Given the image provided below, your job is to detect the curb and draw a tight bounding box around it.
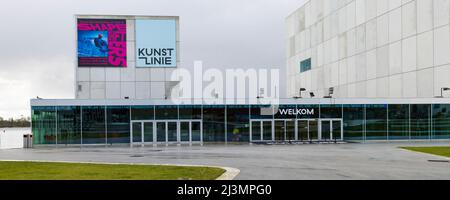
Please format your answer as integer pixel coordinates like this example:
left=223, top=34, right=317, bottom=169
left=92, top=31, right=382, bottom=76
left=398, top=148, right=450, bottom=161
left=0, top=159, right=240, bottom=180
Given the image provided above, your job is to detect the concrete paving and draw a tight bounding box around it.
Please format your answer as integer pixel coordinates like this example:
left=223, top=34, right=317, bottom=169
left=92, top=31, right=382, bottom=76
left=0, top=141, right=449, bottom=180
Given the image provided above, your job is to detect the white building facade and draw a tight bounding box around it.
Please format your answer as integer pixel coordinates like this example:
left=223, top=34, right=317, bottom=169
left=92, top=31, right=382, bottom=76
left=287, top=0, right=450, bottom=98
left=76, top=15, right=180, bottom=100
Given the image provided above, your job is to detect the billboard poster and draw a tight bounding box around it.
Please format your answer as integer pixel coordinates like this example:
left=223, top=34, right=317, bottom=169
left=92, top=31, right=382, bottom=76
left=77, top=19, right=127, bottom=67
left=136, top=19, right=177, bottom=67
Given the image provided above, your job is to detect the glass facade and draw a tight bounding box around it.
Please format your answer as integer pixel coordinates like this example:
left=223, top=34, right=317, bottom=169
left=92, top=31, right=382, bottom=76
left=31, top=103, right=450, bottom=145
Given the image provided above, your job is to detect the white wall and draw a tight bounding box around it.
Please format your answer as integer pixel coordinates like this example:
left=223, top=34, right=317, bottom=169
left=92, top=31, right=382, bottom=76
left=287, top=0, right=450, bottom=98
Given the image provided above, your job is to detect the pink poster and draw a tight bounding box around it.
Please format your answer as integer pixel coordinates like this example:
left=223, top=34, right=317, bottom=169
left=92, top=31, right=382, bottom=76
left=77, top=19, right=127, bottom=67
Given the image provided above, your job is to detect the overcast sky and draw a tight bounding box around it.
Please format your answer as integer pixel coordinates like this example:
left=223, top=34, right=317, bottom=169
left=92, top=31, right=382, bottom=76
left=0, top=0, right=304, bottom=119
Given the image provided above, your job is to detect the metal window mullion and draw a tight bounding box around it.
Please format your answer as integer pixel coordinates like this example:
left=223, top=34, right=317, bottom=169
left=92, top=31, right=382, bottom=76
left=105, top=106, right=107, bottom=145
left=81, top=106, right=83, bottom=146
left=55, top=106, right=58, bottom=146
left=387, top=104, right=389, bottom=141
left=225, top=105, right=227, bottom=143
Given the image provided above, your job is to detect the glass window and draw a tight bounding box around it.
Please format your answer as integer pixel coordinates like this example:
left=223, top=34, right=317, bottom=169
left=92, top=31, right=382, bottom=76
left=179, top=105, right=202, bottom=119
left=107, top=106, right=130, bottom=144
left=343, top=104, right=364, bottom=140
left=32, top=106, right=57, bottom=145
left=432, top=104, right=450, bottom=139
left=131, top=106, right=154, bottom=120
left=320, top=104, right=342, bottom=119
left=365, top=104, right=388, bottom=140
left=388, top=104, right=409, bottom=140
left=155, top=105, right=178, bottom=120
left=300, top=58, right=311, bottom=73
left=82, top=106, right=106, bottom=144
left=57, top=106, right=81, bottom=145
left=226, top=105, right=250, bottom=142
left=411, top=104, right=431, bottom=139
left=203, top=105, right=225, bottom=142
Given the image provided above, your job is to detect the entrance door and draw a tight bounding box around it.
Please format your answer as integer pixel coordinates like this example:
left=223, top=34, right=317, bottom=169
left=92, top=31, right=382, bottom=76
left=297, top=120, right=309, bottom=141
left=131, top=121, right=155, bottom=146
left=274, top=121, right=285, bottom=141
left=167, top=122, right=177, bottom=143
left=132, top=120, right=202, bottom=145
left=156, top=122, right=167, bottom=143
left=250, top=120, right=274, bottom=142
left=319, top=119, right=343, bottom=141
left=132, top=122, right=143, bottom=144
left=286, top=120, right=295, bottom=141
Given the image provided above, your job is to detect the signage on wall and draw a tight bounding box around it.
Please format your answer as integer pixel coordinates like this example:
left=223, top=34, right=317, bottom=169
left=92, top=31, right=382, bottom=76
left=77, top=19, right=127, bottom=67
left=136, top=19, right=177, bottom=67
left=277, top=108, right=314, bottom=116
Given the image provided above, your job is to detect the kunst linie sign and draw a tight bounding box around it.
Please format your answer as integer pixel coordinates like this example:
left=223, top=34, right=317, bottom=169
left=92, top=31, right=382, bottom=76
left=136, top=19, right=177, bottom=67
left=277, top=108, right=314, bottom=116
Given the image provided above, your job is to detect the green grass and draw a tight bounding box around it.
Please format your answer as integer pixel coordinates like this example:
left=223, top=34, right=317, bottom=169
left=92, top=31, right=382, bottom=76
left=400, top=146, right=450, bottom=158
left=0, top=161, right=225, bottom=180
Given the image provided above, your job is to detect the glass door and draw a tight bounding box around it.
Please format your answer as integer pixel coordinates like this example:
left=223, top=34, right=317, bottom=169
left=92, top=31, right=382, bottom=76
left=286, top=120, right=296, bottom=141
left=191, top=121, right=202, bottom=143
left=167, top=122, right=178, bottom=143
left=132, top=122, right=143, bottom=144
left=156, top=122, right=166, bottom=143
left=297, top=120, right=309, bottom=141
left=251, top=121, right=262, bottom=142
left=309, top=120, right=319, bottom=141
left=180, top=122, right=190, bottom=142
left=321, top=120, right=331, bottom=141
left=263, top=121, right=273, bottom=141
left=143, top=122, right=154, bottom=143
left=275, top=120, right=285, bottom=141
left=332, top=120, right=343, bottom=141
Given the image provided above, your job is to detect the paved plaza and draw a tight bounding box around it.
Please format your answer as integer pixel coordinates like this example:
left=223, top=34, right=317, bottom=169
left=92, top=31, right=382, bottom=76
left=0, top=142, right=449, bottom=180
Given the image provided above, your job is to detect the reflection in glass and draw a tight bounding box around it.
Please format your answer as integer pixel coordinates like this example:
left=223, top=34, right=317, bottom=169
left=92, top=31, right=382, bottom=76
left=286, top=120, right=295, bottom=141
left=167, top=122, right=177, bottom=142
left=143, top=122, right=153, bottom=143
left=107, top=106, right=130, bottom=144
left=275, top=121, right=285, bottom=141
left=388, top=104, right=409, bottom=140
left=343, top=104, right=364, bottom=140
left=321, top=120, right=331, bottom=140
left=263, top=121, right=272, bottom=141
left=32, top=106, right=57, bottom=145
left=309, top=120, right=318, bottom=140
left=411, top=104, right=431, bottom=139
left=298, top=120, right=308, bottom=141
left=433, top=104, right=450, bottom=139
left=82, top=106, right=106, bottom=144
left=157, top=122, right=166, bottom=142
left=251, top=121, right=262, bottom=141
left=192, top=122, right=201, bottom=141
left=57, top=106, right=81, bottom=145
left=132, top=122, right=142, bottom=143
left=366, top=104, right=387, bottom=140
left=180, top=122, right=190, bottom=142
left=332, top=120, right=341, bottom=140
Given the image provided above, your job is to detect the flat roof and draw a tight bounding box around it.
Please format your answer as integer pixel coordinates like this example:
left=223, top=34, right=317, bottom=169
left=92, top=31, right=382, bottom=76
left=30, top=98, right=450, bottom=107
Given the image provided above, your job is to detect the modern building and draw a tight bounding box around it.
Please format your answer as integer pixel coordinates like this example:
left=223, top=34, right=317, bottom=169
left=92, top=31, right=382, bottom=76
left=30, top=11, right=450, bottom=147
left=31, top=98, right=450, bottom=146
left=286, top=0, right=450, bottom=99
